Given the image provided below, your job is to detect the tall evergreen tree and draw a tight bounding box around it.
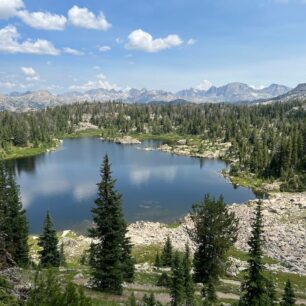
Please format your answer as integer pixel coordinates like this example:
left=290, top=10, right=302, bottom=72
left=170, top=251, right=184, bottom=306
left=0, top=163, right=29, bottom=266
left=143, top=292, right=158, bottom=306
left=6, top=173, right=29, bottom=267
left=26, top=269, right=92, bottom=306
left=266, top=275, right=277, bottom=305
left=190, top=194, right=238, bottom=301
left=161, top=236, right=173, bottom=267
left=182, top=243, right=195, bottom=305
left=239, top=201, right=269, bottom=305
left=38, top=211, right=60, bottom=267
left=129, top=292, right=137, bottom=306
left=88, top=154, right=134, bottom=294
left=154, top=251, right=161, bottom=268
left=281, top=279, right=296, bottom=306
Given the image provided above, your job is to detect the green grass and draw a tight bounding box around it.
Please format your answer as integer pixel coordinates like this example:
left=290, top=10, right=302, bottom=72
left=163, top=222, right=181, bottom=229
left=134, top=272, right=160, bottom=286
left=132, top=244, right=162, bottom=264
left=64, top=129, right=104, bottom=139
left=131, top=132, right=183, bottom=144
left=227, top=171, right=280, bottom=193
left=229, top=173, right=266, bottom=190
left=1, top=145, right=51, bottom=160
left=227, top=246, right=278, bottom=265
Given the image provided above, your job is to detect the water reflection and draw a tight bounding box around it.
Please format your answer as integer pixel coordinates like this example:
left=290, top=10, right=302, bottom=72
left=7, top=138, right=256, bottom=233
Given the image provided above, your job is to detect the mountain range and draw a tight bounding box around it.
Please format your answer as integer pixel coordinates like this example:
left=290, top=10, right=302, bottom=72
left=1, top=82, right=305, bottom=111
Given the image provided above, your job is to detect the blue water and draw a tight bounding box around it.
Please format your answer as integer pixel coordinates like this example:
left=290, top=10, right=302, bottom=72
left=9, top=138, right=256, bottom=233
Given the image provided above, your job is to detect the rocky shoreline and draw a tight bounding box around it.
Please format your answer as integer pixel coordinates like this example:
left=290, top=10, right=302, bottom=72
left=48, top=192, right=306, bottom=276
left=156, top=141, right=231, bottom=159
left=128, top=193, right=306, bottom=274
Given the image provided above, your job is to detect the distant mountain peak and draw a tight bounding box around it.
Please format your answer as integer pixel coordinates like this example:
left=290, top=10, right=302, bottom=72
left=1, top=81, right=294, bottom=111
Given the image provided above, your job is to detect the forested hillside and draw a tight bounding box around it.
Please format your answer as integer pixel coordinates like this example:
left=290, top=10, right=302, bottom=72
left=0, top=100, right=306, bottom=191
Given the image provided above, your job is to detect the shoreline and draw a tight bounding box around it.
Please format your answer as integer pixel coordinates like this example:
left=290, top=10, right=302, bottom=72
left=0, top=129, right=283, bottom=193
left=27, top=192, right=306, bottom=276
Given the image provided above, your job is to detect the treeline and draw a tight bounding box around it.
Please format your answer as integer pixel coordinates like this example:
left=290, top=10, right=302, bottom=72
left=0, top=100, right=306, bottom=191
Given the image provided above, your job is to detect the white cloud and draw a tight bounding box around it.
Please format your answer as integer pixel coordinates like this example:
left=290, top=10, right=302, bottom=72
left=0, top=81, right=19, bottom=89
left=195, top=80, right=213, bottom=91
left=63, top=47, right=84, bottom=56
left=96, top=73, right=106, bottom=79
left=73, top=182, right=96, bottom=202
left=129, top=166, right=177, bottom=185
left=21, top=66, right=40, bottom=81
left=0, top=25, right=60, bottom=55
left=93, top=65, right=100, bottom=70
left=69, top=74, right=120, bottom=91
left=187, top=38, right=196, bottom=45
left=68, top=5, right=111, bottom=30
left=99, top=45, right=111, bottom=52
left=115, top=37, right=123, bottom=44
left=0, top=0, right=24, bottom=19
left=274, top=0, right=306, bottom=3
left=17, top=10, right=67, bottom=30
left=125, top=29, right=183, bottom=52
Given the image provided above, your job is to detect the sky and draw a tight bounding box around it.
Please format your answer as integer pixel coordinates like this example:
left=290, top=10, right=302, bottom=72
left=0, top=0, right=306, bottom=93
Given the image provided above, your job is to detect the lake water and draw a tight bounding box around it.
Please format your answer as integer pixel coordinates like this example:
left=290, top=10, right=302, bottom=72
left=8, top=137, right=256, bottom=233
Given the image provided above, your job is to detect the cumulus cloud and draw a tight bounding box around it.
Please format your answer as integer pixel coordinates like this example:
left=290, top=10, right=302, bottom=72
left=274, top=0, right=306, bottom=3
left=96, top=73, right=106, bottom=79
left=187, top=38, right=196, bottom=45
left=0, top=25, right=60, bottom=55
left=195, top=80, right=213, bottom=91
left=68, top=5, right=111, bottom=30
left=125, top=29, right=183, bottom=52
left=21, top=66, right=40, bottom=81
left=0, top=0, right=24, bottom=19
left=115, top=37, right=124, bottom=44
left=16, top=10, right=67, bottom=30
left=63, top=47, right=84, bottom=56
left=69, top=74, right=120, bottom=91
left=99, top=45, right=111, bottom=52
left=0, top=81, right=20, bottom=89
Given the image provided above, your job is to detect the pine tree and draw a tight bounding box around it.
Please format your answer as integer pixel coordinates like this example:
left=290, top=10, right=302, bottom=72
left=6, top=171, right=29, bottom=266
left=281, top=279, right=296, bottom=306
left=0, top=163, right=29, bottom=267
left=129, top=292, right=137, bottom=306
left=170, top=251, right=184, bottom=306
left=121, top=235, right=135, bottom=283
left=266, top=275, right=277, bottom=305
left=239, top=201, right=269, bottom=305
left=26, top=269, right=92, bottom=306
left=190, top=194, right=238, bottom=300
left=88, top=154, right=134, bottom=294
left=205, top=282, right=217, bottom=304
left=38, top=211, right=60, bottom=267
left=161, top=236, right=173, bottom=267
left=143, top=292, right=157, bottom=306
left=154, top=251, right=161, bottom=268
left=157, top=271, right=171, bottom=287
left=182, top=243, right=195, bottom=305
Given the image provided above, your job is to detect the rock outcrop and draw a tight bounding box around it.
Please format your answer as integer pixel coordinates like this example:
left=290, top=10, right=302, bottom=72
left=113, top=136, right=141, bottom=144
left=30, top=192, right=306, bottom=275
left=127, top=192, right=306, bottom=274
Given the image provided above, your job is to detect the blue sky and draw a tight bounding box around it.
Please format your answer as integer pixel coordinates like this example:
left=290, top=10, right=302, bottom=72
left=0, top=0, right=306, bottom=93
